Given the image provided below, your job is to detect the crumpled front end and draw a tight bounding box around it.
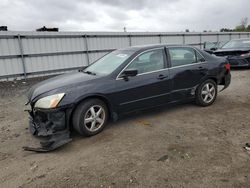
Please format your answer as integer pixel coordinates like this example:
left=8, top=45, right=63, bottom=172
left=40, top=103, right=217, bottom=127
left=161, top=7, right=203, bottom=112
left=23, top=106, right=72, bottom=152
left=213, top=50, right=250, bottom=67
left=227, top=57, right=250, bottom=67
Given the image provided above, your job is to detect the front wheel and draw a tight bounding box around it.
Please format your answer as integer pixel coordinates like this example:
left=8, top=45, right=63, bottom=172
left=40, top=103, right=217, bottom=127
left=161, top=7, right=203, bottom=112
left=195, top=79, right=217, bottom=107
left=72, top=99, right=108, bottom=136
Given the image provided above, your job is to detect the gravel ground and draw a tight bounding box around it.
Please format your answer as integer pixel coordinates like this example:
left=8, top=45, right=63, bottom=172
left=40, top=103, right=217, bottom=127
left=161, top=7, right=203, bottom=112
left=0, top=70, right=250, bottom=188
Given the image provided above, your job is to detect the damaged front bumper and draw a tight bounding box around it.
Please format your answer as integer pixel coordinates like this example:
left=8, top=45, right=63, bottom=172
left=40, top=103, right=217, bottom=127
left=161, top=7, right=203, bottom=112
left=23, top=107, right=72, bottom=152
left=228, top=56, right=250, bottom=67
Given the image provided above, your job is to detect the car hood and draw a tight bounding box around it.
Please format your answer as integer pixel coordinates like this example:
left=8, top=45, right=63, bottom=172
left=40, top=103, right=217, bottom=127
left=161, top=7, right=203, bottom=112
left=215, top=48, right=250, bottom=53
left=27, top=71, right=102, bottom=102
left=213, top=48, right=250, bottom=56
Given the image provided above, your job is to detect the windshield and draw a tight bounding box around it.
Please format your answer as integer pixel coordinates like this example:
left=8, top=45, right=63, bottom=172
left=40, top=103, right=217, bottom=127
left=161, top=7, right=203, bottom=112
left=84, top=50, right=134, bottom=75
left=222, top=39, right=250, bottom=49
left=218, top=41, right=228, bottom=48
left=204, top=42, right=217, bottom=49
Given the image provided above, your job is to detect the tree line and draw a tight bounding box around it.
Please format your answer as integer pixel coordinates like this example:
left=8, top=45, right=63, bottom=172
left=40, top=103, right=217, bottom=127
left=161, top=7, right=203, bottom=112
left=220, top=17, right=250, bottom=32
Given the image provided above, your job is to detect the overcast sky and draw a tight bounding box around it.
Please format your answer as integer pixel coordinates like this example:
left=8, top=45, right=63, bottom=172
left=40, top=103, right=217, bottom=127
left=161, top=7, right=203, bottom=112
left=1, top=0, right=250, bottom=32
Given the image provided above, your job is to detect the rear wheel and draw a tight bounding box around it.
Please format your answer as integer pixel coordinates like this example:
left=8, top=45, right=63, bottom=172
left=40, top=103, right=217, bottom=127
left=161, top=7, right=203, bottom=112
left=195, top=79, right=217, bottom=106
left=72, top=99, right=108, bottom=136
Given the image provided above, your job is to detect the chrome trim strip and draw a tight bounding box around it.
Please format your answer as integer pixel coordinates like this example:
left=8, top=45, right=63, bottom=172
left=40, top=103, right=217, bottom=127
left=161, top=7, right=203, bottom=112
left=116, top=68, right=169, bottom=80
left=136, top=68, right=168, bottom=76
left=169, top=61, right=207, bottom=69
left=119, top=92, right=170, bottom=106
left=119, top=86, right=195, bottom=106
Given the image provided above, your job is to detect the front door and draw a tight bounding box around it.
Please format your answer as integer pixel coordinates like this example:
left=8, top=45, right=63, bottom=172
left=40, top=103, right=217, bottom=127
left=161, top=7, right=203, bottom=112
left=112, top=48, right=171, bottom=112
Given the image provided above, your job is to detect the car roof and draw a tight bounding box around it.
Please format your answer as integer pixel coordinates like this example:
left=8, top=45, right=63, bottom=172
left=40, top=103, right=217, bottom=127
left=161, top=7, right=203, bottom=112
left=120, top=44, right=197, bottom=51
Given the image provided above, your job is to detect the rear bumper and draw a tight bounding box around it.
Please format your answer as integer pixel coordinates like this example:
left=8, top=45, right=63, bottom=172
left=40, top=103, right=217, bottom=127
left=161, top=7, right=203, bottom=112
left=224, top=71, right=231, bottom=89
left=219, top=71, right=231, bottom=91
left=24, top=107, right=72, bottom=152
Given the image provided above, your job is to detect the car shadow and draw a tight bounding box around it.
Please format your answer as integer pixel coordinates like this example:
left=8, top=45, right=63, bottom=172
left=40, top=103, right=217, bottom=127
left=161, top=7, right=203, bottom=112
left=118, top=103, right=194, bottom=123
left=59, top=97, right=227, bottom=153
left=59, top=102, right=192, bottom=152
left=69, top=101, right=195, bottom=139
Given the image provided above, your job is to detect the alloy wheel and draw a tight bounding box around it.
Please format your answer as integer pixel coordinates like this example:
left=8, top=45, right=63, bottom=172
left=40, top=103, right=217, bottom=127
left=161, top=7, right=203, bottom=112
left=201, top=83, right=216, bottom=103
left=84, top=105, right=106, bottom=132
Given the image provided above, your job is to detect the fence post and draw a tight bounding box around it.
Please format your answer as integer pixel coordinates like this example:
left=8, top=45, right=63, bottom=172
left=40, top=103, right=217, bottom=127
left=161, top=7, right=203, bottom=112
left=84, top=35, right=90, bottom=66
left=159, top=34, right=162, bottom=44
left=229, top=33, right=232, bottom=40
left=182, top=34, right=185, bottom=44
left=216, top=33, right=219, bottom=43
left=199, top=33, right=202, bottom=49
left=17, top=34, right=27, bottom=80
left=128, top=34, right=132, bottom=46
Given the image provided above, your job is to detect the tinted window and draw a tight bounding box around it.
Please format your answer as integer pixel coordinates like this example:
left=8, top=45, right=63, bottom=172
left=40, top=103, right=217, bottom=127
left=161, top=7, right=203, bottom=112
left=196, top=51, right=205, bottom=62
left=169, top=47, right=203, bottom=67
left=125, top=49, right=165, bottom=74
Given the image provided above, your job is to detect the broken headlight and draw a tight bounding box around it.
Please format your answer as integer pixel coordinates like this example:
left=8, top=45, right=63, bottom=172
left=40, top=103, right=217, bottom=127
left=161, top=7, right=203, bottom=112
left=34, top=93, right=65, bottom=109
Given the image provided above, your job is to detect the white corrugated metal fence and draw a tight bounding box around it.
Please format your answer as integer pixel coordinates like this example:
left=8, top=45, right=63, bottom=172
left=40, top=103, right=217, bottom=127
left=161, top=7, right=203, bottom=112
left=0, top=31, right=249, bottom=81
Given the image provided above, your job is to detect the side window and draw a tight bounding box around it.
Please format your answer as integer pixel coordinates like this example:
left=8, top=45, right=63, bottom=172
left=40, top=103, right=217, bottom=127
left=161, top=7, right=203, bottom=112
left=169, top=47, right=200, bottom=67
left=125, top=49, right=165, bottom=74
left=196, top=51, right=205, bottom=62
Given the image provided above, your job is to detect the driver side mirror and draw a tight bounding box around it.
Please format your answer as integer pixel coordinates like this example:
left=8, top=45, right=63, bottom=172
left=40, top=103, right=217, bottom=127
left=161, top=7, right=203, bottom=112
left=120, top=69, right=138, bottom=80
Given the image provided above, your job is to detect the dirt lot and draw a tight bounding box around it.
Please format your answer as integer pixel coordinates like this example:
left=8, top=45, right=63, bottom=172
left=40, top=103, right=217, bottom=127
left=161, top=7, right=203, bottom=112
left=0, top=70, right=250, bottom=188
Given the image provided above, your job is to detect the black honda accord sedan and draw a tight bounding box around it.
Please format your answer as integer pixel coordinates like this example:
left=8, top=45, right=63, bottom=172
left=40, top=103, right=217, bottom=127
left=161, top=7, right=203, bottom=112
left=25, top=44, right=231, bottom=151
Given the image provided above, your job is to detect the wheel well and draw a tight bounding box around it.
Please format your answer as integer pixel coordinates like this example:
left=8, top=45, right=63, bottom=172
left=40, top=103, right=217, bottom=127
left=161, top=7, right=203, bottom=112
left=70, top=96, right=112, bottom=124
left=207, top=77, right=217, bottom=84
left=195, top=77, right=218, bottom=94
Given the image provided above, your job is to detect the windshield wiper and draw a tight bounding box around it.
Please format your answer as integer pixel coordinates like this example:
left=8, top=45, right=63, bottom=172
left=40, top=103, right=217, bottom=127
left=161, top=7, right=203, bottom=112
left=82, top=70, right=96, bottom=75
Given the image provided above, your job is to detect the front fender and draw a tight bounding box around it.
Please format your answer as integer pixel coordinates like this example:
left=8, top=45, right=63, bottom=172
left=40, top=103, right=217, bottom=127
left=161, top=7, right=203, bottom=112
left=71, top=93, right=118, bottom=121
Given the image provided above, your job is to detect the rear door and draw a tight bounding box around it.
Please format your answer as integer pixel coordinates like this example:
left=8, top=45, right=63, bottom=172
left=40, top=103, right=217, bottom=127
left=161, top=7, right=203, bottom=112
left=167, top=47, right=209, bottom=101
left=113, top=48, right=171, bottom=112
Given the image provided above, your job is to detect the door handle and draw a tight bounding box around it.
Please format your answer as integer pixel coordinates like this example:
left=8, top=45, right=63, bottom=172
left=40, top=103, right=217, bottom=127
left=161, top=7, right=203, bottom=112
left=198, top=66, right=204, bottom=69
left=157, top=74, right=168, bottom=80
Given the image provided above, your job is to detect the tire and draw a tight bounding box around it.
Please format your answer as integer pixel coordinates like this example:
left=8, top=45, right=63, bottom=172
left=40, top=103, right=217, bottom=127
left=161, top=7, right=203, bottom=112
left=72, top=99, right=108, bottom=136
left=195, top=79, right=217, bottom=107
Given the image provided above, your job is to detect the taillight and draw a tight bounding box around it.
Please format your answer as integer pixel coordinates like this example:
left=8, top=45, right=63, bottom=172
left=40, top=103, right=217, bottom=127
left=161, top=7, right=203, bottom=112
left=224, top=63, right=230, bottom=71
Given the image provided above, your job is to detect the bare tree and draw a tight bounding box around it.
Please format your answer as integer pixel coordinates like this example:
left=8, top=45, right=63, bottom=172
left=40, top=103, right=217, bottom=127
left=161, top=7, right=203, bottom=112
left=240, top=17, right=248, bottom=28
left=235, top=17, right=248, bottom=31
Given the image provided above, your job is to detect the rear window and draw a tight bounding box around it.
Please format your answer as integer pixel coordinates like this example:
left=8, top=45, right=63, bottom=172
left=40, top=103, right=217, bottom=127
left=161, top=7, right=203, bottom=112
left=169, top=47, right=204, bottom=67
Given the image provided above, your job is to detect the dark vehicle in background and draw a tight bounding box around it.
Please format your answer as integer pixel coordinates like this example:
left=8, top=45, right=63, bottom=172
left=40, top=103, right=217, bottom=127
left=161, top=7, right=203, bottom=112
left=25, top=44, right=231, bottom=152
left=205, top=39, right=250, bottom=68
left=204, top=41, right=228, bottom=54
